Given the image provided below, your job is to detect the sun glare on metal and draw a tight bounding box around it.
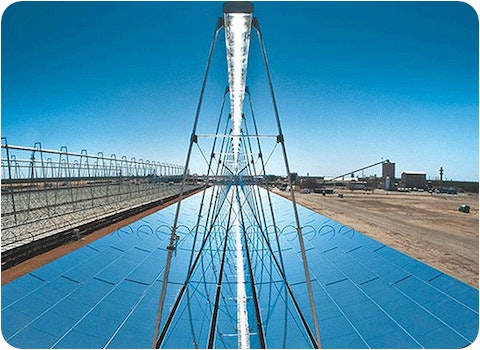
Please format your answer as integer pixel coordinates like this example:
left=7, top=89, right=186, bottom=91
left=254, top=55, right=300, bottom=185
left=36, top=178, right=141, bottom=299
left=224, top=6, right=253, bottom=173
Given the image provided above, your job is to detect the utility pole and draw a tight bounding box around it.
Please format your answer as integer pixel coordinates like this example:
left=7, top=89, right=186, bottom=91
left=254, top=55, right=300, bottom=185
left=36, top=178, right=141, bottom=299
left=440, top=167, right=444, bottom=188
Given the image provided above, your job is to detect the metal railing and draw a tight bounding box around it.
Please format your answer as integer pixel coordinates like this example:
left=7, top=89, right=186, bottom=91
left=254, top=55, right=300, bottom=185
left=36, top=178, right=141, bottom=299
left=1, top=138, right=197, bottom=252
left=1, top=138, right=184, bottom=182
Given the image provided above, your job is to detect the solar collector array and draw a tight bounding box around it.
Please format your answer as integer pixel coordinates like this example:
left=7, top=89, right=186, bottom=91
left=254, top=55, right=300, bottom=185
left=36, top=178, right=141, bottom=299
left=2, top=187, right=478, bottom=348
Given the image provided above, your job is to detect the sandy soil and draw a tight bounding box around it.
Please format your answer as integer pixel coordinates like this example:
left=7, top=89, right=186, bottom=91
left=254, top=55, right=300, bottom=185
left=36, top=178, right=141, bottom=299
left=274, top=188, right=478, bottom=288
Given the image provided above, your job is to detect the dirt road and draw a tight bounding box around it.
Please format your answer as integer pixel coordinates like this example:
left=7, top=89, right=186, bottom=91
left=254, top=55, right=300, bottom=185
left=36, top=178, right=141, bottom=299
left=274, top=188, right=479, bottom=288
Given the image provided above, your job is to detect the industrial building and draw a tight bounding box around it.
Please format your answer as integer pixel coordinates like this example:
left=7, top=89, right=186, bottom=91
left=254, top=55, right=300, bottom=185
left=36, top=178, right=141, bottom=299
left=400, top=171, right=428, bottom=190
left=382, top=161, right=395, bottom=190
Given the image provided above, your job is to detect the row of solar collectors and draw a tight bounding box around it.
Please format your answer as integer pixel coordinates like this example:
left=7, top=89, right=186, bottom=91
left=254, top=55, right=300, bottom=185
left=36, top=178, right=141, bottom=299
left=2, top=190, right=201, bottom=348
left=268, top=193, right=478, bottom=348
left=2, top=186, right=478, bottom=348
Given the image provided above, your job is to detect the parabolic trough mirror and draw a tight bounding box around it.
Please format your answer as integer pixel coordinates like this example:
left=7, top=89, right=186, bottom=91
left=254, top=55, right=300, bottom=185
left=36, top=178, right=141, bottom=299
left=2, top=188, right=478, bottom=348
left=1, top=2, right=478, bottom=349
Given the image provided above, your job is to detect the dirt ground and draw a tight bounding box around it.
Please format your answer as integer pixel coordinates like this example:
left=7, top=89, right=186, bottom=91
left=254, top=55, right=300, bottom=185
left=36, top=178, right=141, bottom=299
left=274, top=188, right=479, bottom=288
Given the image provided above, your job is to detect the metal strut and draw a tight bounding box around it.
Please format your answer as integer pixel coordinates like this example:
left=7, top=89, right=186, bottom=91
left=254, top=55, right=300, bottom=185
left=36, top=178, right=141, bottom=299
left=207, top=189, right=235, bottom=348
left=245, top=90, right=290, bottom=347
left=236, top=188, right=267, bottom=348
left=152, top=18, right=224, bottom=349
left=234, top=131, right=317, bottom=347
left=252, top=18, right=322, bottom=349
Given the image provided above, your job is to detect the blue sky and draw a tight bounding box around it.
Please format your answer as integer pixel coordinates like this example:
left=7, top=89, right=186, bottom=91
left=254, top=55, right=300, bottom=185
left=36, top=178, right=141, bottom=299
left=2, top=1, right=478, bottom=181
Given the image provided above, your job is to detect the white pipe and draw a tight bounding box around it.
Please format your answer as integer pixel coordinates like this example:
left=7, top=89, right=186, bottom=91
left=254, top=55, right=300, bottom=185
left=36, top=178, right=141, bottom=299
left=234, top=187, right=250, bottom=349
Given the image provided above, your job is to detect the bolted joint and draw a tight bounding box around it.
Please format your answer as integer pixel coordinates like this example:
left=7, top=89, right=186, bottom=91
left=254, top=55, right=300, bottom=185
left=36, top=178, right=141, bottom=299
left=252, top=17, right=259, bottom=30
left=216, top=17, right=224, bottom=30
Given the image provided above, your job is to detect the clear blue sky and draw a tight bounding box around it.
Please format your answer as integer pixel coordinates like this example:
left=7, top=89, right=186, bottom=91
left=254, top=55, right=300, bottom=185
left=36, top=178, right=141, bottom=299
left=2, top=1, right=478, bottom=181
